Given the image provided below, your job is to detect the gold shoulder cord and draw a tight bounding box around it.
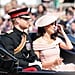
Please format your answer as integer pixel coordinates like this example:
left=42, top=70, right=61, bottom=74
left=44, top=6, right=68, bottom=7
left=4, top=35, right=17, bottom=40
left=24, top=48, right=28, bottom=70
left=14, top=34, right=26, bottom=54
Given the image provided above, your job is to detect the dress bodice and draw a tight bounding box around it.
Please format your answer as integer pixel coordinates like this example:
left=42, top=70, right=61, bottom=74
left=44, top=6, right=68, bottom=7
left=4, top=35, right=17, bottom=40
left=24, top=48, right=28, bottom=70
left=33, top=37, right=62, bottom=63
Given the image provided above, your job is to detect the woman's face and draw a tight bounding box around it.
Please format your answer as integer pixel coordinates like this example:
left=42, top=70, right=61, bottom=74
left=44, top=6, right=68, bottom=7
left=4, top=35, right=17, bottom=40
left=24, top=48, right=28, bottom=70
left=44, top=22, right=56, bottom=34
left=38, top=5, right=44, bottom=13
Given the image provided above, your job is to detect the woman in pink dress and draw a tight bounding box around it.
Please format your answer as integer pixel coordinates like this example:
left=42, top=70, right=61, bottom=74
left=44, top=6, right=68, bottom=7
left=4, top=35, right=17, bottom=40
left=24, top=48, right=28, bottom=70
left=33, top=14, right=75, bottom=71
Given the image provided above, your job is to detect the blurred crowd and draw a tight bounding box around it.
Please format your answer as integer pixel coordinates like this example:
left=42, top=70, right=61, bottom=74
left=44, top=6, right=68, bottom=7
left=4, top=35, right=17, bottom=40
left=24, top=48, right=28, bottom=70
left=0, top=0, right=75, bottom=39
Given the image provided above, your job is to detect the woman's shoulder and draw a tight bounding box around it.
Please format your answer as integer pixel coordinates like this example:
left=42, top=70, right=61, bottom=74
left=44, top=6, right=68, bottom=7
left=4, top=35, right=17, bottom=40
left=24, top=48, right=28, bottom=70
left=55, top=37, right=63, bottom=43
left=33, top=37, right=43, bottom=44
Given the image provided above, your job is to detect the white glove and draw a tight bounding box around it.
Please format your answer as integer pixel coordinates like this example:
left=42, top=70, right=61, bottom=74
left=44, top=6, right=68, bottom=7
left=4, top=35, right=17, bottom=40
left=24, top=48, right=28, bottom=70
left=29, top=60, right=42, bottom=69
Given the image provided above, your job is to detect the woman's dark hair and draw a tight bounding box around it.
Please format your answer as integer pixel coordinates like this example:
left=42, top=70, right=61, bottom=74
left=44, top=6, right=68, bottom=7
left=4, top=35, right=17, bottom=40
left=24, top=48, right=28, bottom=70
left=37, top=4, right=46, bottom=14
left=38, top=27, right=46, bottom=36
left=37, top=27, right=58, bottom=40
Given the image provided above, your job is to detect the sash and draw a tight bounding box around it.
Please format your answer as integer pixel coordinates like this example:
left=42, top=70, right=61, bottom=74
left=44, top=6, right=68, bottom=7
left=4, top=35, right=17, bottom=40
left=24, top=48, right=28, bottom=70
left=14, top=34, right=26, bottom=54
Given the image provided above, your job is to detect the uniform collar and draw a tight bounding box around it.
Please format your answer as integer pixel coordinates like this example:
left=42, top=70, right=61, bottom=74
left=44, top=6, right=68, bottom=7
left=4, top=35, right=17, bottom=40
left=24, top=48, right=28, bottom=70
left=13, top=27, right=27, bottom=36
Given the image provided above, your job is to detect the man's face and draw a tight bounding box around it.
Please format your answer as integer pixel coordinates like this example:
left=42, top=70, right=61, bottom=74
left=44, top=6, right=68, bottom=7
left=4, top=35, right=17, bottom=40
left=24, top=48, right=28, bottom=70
left=66, top=13, right=73, bottom=21
left=0, top=17, right=3, bottom=25
left=16, top=17, right=30, bottom=29
left=71, top=22, right=75, bottom=32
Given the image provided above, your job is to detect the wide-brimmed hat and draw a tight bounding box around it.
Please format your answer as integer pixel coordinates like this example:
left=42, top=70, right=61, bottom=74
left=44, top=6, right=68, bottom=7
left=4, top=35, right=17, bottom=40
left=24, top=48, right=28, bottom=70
left=35, top=14, right=59, bottom=27
left=8, top=7, right=30, bottom=19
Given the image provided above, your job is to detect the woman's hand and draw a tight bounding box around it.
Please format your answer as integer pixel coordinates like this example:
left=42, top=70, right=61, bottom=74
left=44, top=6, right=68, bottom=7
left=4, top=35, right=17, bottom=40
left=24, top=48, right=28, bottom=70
left=42, top=62, right=55, bottom=70
left=53, top=58, right=63, bottom=66
left=56, top=24, right=65, bottom=34
left=42, top=58, right=63, bottom=70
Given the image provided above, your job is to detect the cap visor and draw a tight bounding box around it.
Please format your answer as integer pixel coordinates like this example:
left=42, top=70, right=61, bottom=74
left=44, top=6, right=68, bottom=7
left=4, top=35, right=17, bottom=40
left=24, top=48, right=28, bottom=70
left=20, top=15, right=30, bottom=19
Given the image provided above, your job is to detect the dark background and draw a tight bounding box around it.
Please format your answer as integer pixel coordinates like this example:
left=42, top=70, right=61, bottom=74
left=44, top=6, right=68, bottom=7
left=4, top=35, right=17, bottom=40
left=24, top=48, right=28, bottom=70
left=42, top=0, right=74, bottom=3
left=64, top=0, right=74, bottom=3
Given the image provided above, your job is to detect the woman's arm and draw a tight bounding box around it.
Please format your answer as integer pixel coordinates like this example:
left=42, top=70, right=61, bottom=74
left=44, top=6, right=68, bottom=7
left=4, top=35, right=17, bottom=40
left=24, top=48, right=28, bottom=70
left=58, top=24, right=73, bottom=50
left=34, top=50, right=40, bottom=59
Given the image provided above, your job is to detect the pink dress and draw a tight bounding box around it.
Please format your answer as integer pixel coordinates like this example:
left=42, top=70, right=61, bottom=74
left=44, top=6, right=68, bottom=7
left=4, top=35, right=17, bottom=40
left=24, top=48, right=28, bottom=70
left=33, top=37, right=75, bottom=71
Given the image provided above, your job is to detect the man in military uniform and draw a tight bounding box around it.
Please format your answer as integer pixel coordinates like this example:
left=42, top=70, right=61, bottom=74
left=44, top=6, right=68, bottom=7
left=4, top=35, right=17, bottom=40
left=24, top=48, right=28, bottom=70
left=0, top=7, right=41, bottom=71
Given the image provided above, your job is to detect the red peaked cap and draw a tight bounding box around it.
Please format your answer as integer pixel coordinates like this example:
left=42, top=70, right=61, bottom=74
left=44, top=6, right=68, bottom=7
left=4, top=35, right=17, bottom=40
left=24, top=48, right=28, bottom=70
left=8, top=7, right=30, bottom=18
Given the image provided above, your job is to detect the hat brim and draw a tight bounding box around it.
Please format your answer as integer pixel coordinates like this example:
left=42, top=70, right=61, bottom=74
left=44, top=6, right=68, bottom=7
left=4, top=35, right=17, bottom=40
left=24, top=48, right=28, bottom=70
left=35, top=14, right=59, bottom=27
